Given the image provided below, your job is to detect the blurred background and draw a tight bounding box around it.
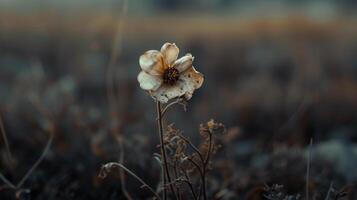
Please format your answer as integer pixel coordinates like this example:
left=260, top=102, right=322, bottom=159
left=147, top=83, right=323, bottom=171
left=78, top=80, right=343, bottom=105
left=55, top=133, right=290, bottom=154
left=0, top=0, right=356, bottom=199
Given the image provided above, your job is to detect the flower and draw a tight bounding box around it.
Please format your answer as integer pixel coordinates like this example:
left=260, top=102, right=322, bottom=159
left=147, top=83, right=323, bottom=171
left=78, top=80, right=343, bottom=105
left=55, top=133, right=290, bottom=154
left=137, top=42, right=204, bottom=103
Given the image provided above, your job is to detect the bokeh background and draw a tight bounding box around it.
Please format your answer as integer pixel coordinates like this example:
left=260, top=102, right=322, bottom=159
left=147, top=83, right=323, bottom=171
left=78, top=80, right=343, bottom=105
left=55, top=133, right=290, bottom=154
left=0, top=0, right=356, bottom=199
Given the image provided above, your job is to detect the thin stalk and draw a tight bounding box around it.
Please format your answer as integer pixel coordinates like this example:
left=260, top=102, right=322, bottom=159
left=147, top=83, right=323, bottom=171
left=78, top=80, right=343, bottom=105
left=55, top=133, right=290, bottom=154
left=101, top=162, right=161, bottom=200
left=182, top=168, right=198, bottom=200
left=202, top=132, right=212, bottom=200
left=177, top=135, right=205, bottom=165
left=306, top=138, right=313, bottom=200
left=173, top=161, right=182, bottom=200
left=0, top=97, right=54, bottom=190
left=105, top=0, right=131, bottom=198
left=187, top=157, right=204, bottom=200
left=181, top=179, right=198, bottom=200
left=16, top=127, right=53, bottom=188
left=0, top=174, right=15, bottom=189
left=324, top=181, right=333, bottom=200
left=187, top=158, right=204, bottom=179
left=0, top=115, right=13, bottom=166
left=156, top=101, right=177, bottom=199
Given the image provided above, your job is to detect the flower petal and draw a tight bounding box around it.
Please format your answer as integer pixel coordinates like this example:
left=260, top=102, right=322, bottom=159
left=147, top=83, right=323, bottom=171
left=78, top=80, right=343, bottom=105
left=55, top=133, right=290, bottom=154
left=151, top=83, right=185, bottom=103
left=137, top=71, right=162, bottom=91
left=180, top=66, right=204, bottom=90
left=139, top=50, right=166, bottom=75
left=173, top=53, right=194, bottom=73
left=161, top=43, right=179, bottom=66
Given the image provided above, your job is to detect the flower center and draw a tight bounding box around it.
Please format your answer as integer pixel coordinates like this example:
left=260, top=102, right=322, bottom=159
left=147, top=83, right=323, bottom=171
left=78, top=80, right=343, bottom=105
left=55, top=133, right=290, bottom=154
left=163, top=67, right=180, bottom=85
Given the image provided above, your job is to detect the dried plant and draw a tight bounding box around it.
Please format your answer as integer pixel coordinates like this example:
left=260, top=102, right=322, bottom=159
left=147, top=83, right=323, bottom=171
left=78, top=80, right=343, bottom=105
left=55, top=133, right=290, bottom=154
left=100, top=43, right=226, bottom=200
left=162, top=120, right=226, bottom=200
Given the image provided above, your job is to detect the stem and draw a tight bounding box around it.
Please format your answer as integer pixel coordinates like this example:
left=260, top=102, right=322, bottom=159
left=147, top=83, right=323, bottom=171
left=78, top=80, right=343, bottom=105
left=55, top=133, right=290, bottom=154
left=100, top=162, right=161, bottom=200
left=156, top=101, right=177, bottom=199
left=202, top=132, right=212, bottom=200
left=0, top=115, right=13, bottom=166
left=182, top=168, right=198, bottom=200
left=186, top=158, right=203, bottom=178
left=0, top=97, right=54, bottom=190
left=324, top=181, right=333, bottom=200
left=306, top=138, right=313, bottom=200
left=177, top=135, right=205, bottom=165
left=173, top=161, right=182, bottom=200
left=105, top=0, right=131, bottom=198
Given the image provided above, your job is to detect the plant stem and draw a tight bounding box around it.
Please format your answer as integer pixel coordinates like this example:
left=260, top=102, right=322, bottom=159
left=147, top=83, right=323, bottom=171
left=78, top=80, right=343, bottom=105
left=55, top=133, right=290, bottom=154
left=306, top=138, right=313, bottom=200
left=156, top=101, right=176, bottom=199
left=202, top=132, right=212, bottom=200
left=182, top=168, right=198, bottom=200
left=100, top=162, right=161, bottom=200
left=0, top=115, right=13, bottom=166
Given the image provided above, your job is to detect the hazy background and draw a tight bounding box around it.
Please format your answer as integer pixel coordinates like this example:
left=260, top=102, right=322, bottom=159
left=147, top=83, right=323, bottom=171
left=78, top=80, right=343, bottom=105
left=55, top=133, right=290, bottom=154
left=0, top=0, right=356, bottom=199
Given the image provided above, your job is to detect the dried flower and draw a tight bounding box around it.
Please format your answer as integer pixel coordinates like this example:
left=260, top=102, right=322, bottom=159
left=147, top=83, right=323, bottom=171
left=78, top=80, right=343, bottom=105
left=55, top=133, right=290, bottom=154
left=137, top=42, right=204, bottom=103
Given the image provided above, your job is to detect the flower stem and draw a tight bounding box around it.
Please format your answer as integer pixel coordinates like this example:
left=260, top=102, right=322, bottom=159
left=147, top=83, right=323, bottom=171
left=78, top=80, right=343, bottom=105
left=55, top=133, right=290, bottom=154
left=202, top=132, right=212, bottom=200
left=156, top=101, right=176, bottom=199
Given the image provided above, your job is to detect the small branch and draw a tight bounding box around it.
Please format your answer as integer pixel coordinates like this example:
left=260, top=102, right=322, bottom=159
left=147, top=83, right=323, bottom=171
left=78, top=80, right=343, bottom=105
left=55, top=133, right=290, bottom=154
left=181, top=167, right=198, bottom=200
left=187, top=158, right=204, bottom=182
left=180, top=179, right=198, bottom=200
left=177, top=135, right=205, bottom=166
left=187, top=157, right=205, bottom=200
left=100, top=162, right=161, bottom=200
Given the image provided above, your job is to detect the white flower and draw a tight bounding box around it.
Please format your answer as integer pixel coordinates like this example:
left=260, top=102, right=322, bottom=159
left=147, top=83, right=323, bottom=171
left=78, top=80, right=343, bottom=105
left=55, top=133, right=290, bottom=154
left=137, top=43, right=204, bottom=103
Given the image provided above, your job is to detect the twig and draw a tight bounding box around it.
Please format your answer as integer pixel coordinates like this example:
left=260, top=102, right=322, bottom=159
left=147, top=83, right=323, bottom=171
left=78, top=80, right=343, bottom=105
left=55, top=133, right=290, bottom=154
left=181, top=168, right=198, bottom=200
left=177, top=135, right=205, bottom=165
left=187, top=158, right=204, bottom=178
left=187, top=157, right=205, bottom=191
left=306, top=138, right=313, bottom=200
left=181, top=131, right=212, bottom=200
left=100, top=162, right=161, bottom=200
left=180, top=179, right=197, bottom=200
